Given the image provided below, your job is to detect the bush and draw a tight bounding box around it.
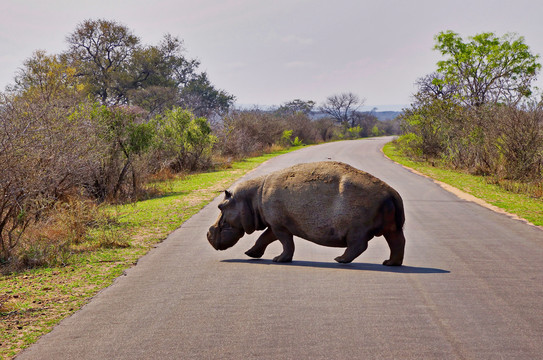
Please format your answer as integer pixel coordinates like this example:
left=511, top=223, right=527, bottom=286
left=83, top=104, right=155, bottom=202
left=0, top=91, right=99, bottom=262
left=395, top=133, right=424, bottom=158
left=313, top=118, right=339, bottom=142
left=151, top=107, right=216, bottom=172
left=283, top=112, right=318, bottom=143
left=371, top=125, right=383, bottom=137
left=9, top=195, right=128, bottom=270
left=0, top=53, right=151, bottom=262
left=489, top=103, right=543, bottom=180
left=346, top=126, right=362, bottom=138
left=214, top=109, right=322, bottom=159
left=281, top=129, right=294, bottom=146
left=214, top=110, right=286, bottom=158
left=14, top=196, right=96, bottom=268
left=291, top=136, right=304, bottom=146
left=399, top=99, right=543, bottom=184
left=398, top=98, right=460, bottom=159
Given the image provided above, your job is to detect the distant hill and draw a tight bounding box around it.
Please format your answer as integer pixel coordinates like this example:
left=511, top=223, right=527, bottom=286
left=234, top=104, right=402, bottom=121
left=373, top=111, right=402, bottom=121
left=308, top=110, right=402, bottom=121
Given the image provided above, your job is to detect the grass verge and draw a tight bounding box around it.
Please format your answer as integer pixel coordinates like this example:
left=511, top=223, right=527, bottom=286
left=0, top=146, right=302, bottom=359
left=383, top=142, right=543, bottom=227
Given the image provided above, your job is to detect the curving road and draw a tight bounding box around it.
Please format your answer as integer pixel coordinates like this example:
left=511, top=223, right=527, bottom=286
left=19, top=138, right=543, bottom=360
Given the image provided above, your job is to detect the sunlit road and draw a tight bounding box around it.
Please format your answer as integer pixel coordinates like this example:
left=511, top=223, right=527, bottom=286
left=19, top=138, right=543, bottom=359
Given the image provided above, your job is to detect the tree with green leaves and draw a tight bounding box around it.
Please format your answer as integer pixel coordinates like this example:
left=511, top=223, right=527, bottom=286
left=87, top=105, right=155, bottom=201
left=11, top=50, right=85, bottom=97
left=179, top=72, right=235, bottom=121
left=276, top=99, right=316, bottom=115
left=433, top=31, right=541, bottom=107
left=126, top=34, right=201, bottom=112
left=65, top=19, right=140, bottom=105
left=65, top=19, right=234, bottom=117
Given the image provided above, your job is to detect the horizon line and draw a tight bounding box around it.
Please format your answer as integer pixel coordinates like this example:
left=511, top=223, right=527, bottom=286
left=234, top=103, right=407, bottom=112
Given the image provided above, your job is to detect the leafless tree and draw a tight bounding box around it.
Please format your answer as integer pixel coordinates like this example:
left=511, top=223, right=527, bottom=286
left=319, top=92, right=365, bottom=127
left=414, top=73, right=459, bottom=102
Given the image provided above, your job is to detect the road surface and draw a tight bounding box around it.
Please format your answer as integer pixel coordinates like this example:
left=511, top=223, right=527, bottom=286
left=19, top=138, right=543, bottom=359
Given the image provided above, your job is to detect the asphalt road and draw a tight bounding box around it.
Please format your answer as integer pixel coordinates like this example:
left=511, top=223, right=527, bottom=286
left=19, top=138, right=543, bottom=360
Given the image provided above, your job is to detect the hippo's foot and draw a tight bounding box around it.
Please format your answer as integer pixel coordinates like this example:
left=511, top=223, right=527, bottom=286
left=383, top=259, right=402, bottom=266
left=272, top=254, right=293, bottom=263
left=245, top=247, right=265, bottom=259
left=334, top=256, right=353, bottom=264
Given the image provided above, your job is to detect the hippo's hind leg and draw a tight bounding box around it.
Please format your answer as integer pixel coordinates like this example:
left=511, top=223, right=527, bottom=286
left=380, top=196, right=405, bottom=266
left=383, top=229, right=405, bottom=266
left=245, top=228, right=277, bottom=259
left=334, top=229, right=370, bottom=263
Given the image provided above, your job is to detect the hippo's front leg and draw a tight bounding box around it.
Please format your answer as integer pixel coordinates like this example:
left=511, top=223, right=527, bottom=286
left=245, top=228, right=277, bottom=259
left=271, top=228, right=294, bottom=263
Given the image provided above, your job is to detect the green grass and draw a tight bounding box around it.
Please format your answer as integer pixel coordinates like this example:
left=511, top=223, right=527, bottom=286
left=383, top=142, right=543, bottom=226
left=0, top=145, right=302, bottom=360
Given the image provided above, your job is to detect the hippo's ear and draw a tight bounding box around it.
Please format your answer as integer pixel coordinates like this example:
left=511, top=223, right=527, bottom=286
left=219, top=190, right=233, bottom=211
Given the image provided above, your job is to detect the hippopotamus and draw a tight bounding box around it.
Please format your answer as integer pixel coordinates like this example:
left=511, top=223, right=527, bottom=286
left=207, top=161, right=406, bottom=265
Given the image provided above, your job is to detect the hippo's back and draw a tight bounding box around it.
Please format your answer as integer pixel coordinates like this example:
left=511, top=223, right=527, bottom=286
left=259, top=162, right=395, bottom=243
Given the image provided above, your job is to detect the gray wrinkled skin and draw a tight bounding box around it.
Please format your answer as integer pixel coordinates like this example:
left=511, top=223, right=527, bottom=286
left=207, top=161, right=406, bottom=265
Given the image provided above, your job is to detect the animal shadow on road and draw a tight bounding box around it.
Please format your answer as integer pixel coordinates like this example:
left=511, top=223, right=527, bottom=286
left=221, top=259, right=449, bottom=274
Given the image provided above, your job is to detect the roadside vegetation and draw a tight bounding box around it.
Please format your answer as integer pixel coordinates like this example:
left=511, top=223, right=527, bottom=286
left=395, top=31, right=542, bottom=209
left=383, top=143, right=543, bottom=226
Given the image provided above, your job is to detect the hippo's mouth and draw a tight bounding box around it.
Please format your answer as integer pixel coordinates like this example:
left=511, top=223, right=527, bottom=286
left=215, top=242, right=229, bottom=251
left=208, top=212, right=244, bottom=251
left=207, top=229, right=221, bottom=250
left=207, top=227, right=242, bottom=251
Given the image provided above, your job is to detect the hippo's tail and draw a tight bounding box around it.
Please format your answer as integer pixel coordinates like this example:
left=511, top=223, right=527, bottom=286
left=390, top=192, right=405, bottom=231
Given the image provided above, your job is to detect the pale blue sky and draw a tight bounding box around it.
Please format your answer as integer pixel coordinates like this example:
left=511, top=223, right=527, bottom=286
left=1, top=0, right=542, bottom=110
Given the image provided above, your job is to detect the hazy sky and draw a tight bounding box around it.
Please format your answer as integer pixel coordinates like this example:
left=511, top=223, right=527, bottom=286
left=1, top=0, right=542, bottom=110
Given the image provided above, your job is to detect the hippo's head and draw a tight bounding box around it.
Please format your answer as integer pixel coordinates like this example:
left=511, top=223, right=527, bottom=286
left=207, top=190, right=246, bottom=250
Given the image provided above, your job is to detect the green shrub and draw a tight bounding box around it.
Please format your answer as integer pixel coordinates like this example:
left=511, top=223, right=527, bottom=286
left=291, top=136, right=304, bottom=146
left=151, top=107, right=216, bottom=172
left=281, top=129, right=294, bottom=146
left=395, top=133, right=424, bottom=158
left=371, top=125, right=383, bottom=137
left=347, top=126, right=362, bottom=138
